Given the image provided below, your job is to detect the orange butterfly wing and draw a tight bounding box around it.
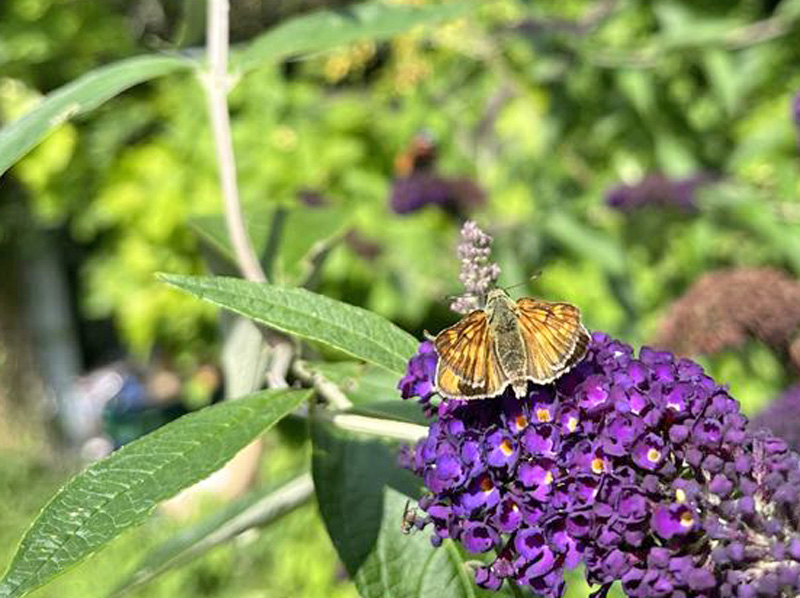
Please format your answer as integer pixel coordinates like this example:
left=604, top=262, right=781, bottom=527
left=433, top=310, right=506, bottom=399
left=515, top=298, right=591, bottom=383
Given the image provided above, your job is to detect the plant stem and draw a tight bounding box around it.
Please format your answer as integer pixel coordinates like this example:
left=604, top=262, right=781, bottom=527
left=320, top=411, right=428, bottom=443
left=292, top=360, right=353, bottom=410
left=205, top=0, right=266, bottom=283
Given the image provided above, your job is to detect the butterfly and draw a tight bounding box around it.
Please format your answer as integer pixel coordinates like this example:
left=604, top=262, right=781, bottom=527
left=431, top=288, right=591, bottom=400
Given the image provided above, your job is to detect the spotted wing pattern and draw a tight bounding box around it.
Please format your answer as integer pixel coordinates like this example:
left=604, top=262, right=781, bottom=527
left=433, top=309, right=506, bottom=399
left=515, top=298, right=591, bottom=383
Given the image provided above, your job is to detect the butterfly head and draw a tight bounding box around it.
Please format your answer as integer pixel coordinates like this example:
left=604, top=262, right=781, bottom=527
left=485, top=287, right=515, bottom=314
left=485, top=287, right=512, bottom=305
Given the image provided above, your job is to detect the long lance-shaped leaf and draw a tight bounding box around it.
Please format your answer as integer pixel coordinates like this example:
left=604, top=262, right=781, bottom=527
left=0, top=55, right=192, bottom=177
left=159, top=274, right=419, bottom=375
left=235, top=2, right=475, bottom=73
left=0, top=388, right=311, bottom=598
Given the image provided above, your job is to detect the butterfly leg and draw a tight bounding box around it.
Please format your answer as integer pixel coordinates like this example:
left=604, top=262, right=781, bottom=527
left=512, top=380, right=528, bottom=399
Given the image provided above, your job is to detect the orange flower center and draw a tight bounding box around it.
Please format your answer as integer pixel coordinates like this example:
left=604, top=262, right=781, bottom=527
left=536, top=408, right=552, bottom=423
left=591, top=458, right=605, bottom=474
left=500, top=439, right=514, bottom=456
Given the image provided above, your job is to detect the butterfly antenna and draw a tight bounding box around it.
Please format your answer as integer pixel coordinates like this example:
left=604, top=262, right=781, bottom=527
left=502, top=271, right=543, bottom=293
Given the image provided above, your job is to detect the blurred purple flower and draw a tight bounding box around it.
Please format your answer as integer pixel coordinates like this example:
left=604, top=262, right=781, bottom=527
left=752, top=383, right=800, bottom=454
left=606, top=174, right=712, bottom=213
left=390, top=133, right=486, bottom=216
left=793, top=92, right=800, bottom=151
left=399, top=333, right=800, bottom=598
left=390, top=175, right=485, bottom=215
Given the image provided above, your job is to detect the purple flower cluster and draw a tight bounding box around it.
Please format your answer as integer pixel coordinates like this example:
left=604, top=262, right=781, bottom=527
left=606, top=174, right=711, bottom=214
left=399, top=334, right=800, bottom=598
left=752, top=383, right=800, bottom=454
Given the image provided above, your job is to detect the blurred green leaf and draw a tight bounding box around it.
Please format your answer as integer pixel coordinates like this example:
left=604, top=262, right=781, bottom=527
left=312, top=419, right=507, bottom=598
left=653, top=128, right=697, bottom=176
left=190, top=209, right=273, bottom=265
left=616, top=70, right=656, bottom=119
left=276, top=207, right=350, bottom=284
left=307, top=361, right=401, bottom=405
left=160, top=275, right=419, bottom=374
left=654, top=4, right=734, bottom=49
left=543, top=213, right=627, bottom=276
left=703, top=187, right=800, bottom=274
left=702, top=49, right=738, bottom=116
left=0, top=55, right=192, bottom=177
left=190, top=205, right=350, bottom=285
left=112, top=472, right=313, bottom=597
left=0, top=388, right=311, bottom=598
left=235, top=2, right=475, bottom=73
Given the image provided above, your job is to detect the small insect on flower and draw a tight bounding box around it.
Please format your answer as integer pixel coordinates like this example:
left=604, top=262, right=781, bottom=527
left=431, top=288, right=591, bottom=400
left=401, top=500, right=419, bottom=535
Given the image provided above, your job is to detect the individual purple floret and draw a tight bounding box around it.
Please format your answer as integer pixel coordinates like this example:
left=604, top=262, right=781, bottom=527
left=398, top=332, right=800, bottom=598
left=752, top=383, right=800, bottom=454
left=606, top=174, right=711, bottom=213
left=449, top=221, right=501, bottom=314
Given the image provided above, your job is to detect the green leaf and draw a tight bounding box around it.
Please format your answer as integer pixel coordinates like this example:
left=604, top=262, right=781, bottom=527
left=544, top=213, right=627, bottom=276
left=702, top=187, right=800, bottom=274
left=347, top=401, right=430, bottom=427
left=235, top=2, right=475, bottom=73
left=312, top=419, right=508, bottom=598
left=702, top=49, right=738, bottom=116
left=190, top=208, right=273, bottom=266
left=0, top=55, right=192, bottom=177
left=0, top=388, right=311, bottom=598
left=112, top=472, right=313, bottom=597
left=307, top=361, right=401, bottom=405
left=274, top=207, right=350, bottom=284
left=191, top=205, right=351, bottom=285
left=160, top=274, right=419, bottom=375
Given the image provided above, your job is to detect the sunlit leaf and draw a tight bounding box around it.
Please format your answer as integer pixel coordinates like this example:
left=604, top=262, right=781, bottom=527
left=160, top=275, right=419, bottom=375
left=236, top=2, right=475, bottom=73
left=0, top=55, right=192, bottom=177
left=191, top=205, right=351, bottom=285
left=0, top=388, right=310, bottom=598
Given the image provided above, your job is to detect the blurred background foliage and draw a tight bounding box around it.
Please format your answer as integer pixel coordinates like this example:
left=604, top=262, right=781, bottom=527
left=2, top=0, right=800, bottom=596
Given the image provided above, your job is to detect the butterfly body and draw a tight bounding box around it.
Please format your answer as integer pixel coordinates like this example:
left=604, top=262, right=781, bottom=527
left=433, top=288, right=590, bottom=400
left=484, top=290, right=529, bottom=397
